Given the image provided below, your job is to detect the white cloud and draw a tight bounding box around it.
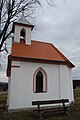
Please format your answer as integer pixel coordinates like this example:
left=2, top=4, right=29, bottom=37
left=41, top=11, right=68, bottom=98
left=32, top=0, right=80, bottom=79
left=1, top=0, right=80, bottom=80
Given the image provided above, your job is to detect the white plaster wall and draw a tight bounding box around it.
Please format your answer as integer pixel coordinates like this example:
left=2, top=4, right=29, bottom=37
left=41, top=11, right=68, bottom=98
left=59, top=65, right=74, bottom=102
left=8, top=61, right=74, bottom=110
left=26, top=28, right=31, bottom=44
left=14, top=25, right=31, bottom=44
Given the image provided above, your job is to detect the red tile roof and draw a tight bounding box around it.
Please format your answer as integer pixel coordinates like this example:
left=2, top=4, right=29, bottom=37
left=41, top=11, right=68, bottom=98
left=11, top=40, right=74, bottom=68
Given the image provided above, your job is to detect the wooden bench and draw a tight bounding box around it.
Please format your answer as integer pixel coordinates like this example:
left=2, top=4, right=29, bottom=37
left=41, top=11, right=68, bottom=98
left=32, top=99, right=69, bottom=118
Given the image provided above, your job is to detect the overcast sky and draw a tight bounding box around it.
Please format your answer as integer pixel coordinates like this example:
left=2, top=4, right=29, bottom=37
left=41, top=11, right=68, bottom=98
left=0, top=0, right=80, bottom=82
left=32, top=0, right=80, bottom=79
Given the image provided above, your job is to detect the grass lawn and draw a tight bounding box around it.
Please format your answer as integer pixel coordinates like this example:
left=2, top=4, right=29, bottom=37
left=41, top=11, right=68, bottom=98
left=0, top=89, right=80, bottom=120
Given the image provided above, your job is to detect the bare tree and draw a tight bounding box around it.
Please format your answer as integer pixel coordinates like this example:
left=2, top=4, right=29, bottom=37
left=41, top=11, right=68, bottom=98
left=0, top=0, right=39, bottom=52
left=0, top=0, right=55, bottom=52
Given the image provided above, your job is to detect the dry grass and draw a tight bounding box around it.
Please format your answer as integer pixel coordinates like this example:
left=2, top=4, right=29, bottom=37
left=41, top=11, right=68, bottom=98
left=0, top=92, right=7, bottom=101
left=0, top=89, right=80, bottom=120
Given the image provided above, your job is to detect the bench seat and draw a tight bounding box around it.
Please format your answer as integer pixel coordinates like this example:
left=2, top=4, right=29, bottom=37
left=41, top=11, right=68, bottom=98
left=32, top=99, right=69, bottom=118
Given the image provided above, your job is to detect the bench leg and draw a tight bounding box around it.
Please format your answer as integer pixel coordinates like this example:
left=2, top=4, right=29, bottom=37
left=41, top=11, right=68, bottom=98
left=62, top=101, right=66, bottom=113
left=37, top=104, right=40, bottom=118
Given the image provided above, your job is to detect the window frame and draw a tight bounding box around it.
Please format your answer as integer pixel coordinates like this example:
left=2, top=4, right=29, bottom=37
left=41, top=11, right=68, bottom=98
left=33, top=67, right=47, bottom=93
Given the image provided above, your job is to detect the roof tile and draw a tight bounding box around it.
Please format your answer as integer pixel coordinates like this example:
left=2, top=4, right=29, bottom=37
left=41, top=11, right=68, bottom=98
left=11, top=40, right=74, bottom=68
left=12, top=40, right=65, bottom=61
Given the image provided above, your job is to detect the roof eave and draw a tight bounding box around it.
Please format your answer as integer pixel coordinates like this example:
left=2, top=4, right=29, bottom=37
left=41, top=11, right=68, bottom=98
left=11, top=56, right=75, bottom=68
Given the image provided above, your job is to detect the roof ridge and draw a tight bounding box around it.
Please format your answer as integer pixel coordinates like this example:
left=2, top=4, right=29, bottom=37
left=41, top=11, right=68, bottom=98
left=31, top=40, right=52, bottom=45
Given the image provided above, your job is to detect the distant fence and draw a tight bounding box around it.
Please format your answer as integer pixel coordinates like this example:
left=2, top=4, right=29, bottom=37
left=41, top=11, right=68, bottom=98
left=0, top=82, right=8, bottom=91
left=73, top=80, right=80, bottom=89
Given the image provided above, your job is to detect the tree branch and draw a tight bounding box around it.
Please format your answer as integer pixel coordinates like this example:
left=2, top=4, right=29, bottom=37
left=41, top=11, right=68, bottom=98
left=0, top=0, right=56, bottom=52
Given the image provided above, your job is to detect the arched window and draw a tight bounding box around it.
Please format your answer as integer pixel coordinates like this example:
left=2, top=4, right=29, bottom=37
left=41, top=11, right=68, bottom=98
left=20, top=28, right=26, bottom=43
left=36, top=71, right=43, bottom=92
left=33, top=67, right=47, bottom=93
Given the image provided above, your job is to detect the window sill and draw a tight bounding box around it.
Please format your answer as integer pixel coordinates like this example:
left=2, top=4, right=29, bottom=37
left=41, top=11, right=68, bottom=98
left=34, top=91, right=47, bottom=93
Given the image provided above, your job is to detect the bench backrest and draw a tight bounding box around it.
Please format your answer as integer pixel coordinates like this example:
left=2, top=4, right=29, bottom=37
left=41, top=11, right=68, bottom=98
left=32, top=99, right=69, bottom=105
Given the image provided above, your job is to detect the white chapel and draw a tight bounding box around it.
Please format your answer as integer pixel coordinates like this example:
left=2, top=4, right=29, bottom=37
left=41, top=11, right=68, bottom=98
left=7, top=14, right=75, bottom=110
